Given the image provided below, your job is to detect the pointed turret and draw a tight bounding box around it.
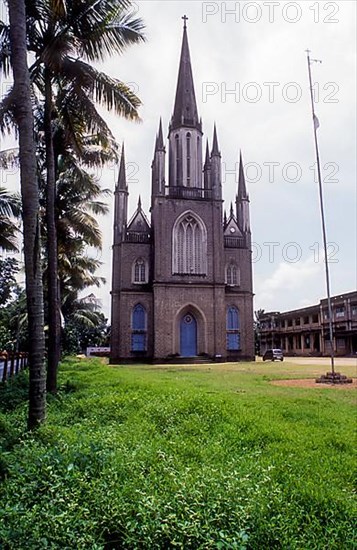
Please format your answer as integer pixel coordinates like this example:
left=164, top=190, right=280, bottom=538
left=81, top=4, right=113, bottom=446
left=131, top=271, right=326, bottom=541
left=114, top=144, right=128, bottom=243
left=211, top=124, right=221, bottom=157
left=156, top=118, right=165, bottom=151
left=237, top=151, right=248, bottom=200
left=236, top=151, right=251, bottom=234
left=203, top=139, right=211, bottom=190
left=117, top=143, right=127, bottom=191
left=151, top=119, right=166, bottom=201
left=210, top=125, right=222, bottom=199
left=170, top=20, right=200, bottom=132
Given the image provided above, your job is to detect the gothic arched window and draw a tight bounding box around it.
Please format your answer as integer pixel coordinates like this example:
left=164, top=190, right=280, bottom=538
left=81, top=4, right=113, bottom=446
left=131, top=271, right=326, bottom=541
left=133, top=258, right=147, bottom=284
left=131, top=304, right=147, bottom=352
left=186, top=132, right=191, bottom=186
left=173, top=212, right=207, bottom=275
left=226, top=263, right=240, bottom=286
left=175, top=134, right=180, bottom=185
left=226, top=306, right=241, bottom=351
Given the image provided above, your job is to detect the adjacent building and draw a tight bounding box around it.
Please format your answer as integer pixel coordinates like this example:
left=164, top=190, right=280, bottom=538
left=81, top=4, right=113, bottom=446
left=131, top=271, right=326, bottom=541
left=259, top=291, right=357, bottom=357
left=110, top=21, right=254, bottom=363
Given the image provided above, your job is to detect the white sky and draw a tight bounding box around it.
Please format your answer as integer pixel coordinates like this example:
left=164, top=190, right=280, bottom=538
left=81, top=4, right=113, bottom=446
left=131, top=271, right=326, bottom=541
left=1, top=0, right=356, bottom=319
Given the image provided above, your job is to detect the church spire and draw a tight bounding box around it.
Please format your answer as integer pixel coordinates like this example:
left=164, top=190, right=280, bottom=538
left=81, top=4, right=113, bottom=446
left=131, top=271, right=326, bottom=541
left=117, top=143, right=127, bottom=190
left=170, top=17, right=200, bottom=131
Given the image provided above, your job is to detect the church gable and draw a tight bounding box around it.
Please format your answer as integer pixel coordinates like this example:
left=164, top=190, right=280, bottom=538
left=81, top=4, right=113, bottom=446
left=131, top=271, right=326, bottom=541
left=224, top=217, right=243, bottom=238
left=127, top=198, right=150, bottom=235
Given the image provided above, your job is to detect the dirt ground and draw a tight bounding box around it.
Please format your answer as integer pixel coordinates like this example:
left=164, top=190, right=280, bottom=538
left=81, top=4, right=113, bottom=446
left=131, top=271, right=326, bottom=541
left=271, top=378, right=357, bottom=390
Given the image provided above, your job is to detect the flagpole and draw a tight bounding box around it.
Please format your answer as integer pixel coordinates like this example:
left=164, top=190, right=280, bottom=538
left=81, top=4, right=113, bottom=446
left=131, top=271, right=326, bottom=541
left=306, top=49, right=335, bottom=380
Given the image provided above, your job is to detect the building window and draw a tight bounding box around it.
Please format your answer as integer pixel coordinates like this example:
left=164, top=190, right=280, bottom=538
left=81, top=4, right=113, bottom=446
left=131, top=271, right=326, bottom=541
left=133, top=258, right=147, bottom=283
left=175, top=134, right=180, bottom=185
left=295, top=317, right=301, bottom=326
left=173, top=212, right=207, bottom=275
left=226, top=306, right=240, bottom=351
left=352, top=306, right=357, bottom=317
left=303, top=316, right=309, bottom=324
left=186, top=133, right=191, bottom=186
left=131, top=304, right=147, bottom=352
left=312, top=314, right=319, bottom=323
left=335, top=307, right=345, bottom=318
left=226, top=263, right=240, bottom=286
left=288, top=319, right=293, bottom=327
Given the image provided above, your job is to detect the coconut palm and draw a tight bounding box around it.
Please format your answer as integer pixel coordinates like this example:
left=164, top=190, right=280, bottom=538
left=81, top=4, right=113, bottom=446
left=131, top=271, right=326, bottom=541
left=6, top=0, right=46, bottom=428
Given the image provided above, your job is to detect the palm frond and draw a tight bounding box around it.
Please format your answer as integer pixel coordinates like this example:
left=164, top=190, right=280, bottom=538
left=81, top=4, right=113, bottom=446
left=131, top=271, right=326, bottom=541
left=0, top=90, right=17, bottom=136
left=62, top=58, right=141, bottom=120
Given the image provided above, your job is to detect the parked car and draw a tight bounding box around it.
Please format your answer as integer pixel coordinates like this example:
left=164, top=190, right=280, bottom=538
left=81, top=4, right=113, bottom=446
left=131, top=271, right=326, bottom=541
left=263, top=349, right=284, bottom=361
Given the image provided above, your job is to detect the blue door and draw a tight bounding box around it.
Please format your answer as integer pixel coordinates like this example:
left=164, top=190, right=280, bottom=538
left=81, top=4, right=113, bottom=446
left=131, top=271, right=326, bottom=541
left=180, top=313, right=197, bottom=357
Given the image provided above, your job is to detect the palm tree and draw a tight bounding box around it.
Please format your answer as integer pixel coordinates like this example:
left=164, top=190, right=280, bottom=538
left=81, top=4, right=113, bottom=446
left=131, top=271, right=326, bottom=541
left=0, top=0, right=145, bottom=392
left=0, top=186, right=21, bottom=252
left=7, top=0, right=46, bottom=428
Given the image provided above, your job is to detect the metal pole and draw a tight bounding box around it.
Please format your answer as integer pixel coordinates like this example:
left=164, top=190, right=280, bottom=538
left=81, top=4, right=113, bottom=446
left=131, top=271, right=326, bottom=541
left=306, top=50, right=335, bottom=379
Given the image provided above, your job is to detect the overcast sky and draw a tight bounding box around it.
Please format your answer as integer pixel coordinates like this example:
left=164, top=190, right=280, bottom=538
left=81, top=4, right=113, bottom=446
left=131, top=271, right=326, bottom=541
left=1, top=0, right=356, bottom=319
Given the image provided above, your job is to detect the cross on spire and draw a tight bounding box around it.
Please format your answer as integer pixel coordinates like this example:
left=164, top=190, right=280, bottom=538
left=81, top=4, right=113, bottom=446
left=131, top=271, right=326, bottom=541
left=182, top=15, right=188, bottom=29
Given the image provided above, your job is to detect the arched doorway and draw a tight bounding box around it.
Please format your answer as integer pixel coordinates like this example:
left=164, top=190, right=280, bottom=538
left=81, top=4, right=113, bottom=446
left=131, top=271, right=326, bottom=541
left=180, top=313, right=197, bottom=357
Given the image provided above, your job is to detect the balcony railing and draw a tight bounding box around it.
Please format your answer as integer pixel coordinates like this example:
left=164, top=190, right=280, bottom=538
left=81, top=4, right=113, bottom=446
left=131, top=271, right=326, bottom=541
left=224, top=236, right=246, bottom=249
left=125, top=232, right=151, bottom=244
left=166, top=186, right=213, bottom=200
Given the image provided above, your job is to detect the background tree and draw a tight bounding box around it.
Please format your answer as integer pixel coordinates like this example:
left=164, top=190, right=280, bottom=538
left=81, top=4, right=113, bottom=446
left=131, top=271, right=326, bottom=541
left=0, top=186, right=21, bottom=252
left=254, top=309, right=265, bottom=356
left=7, top=0, right=46, bottom=428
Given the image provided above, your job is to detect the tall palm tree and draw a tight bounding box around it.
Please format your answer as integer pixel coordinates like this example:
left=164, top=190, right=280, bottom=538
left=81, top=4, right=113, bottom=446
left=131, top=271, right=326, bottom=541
left=0, top=0, right=145, bottom=392
left=0, top=186, right=21, bottom=252
left=7, top=0, right=46, bottom=428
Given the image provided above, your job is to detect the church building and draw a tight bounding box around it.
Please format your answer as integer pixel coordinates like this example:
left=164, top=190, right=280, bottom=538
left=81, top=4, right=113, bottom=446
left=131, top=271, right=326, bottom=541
left=110, top=20, right=254, bottom=363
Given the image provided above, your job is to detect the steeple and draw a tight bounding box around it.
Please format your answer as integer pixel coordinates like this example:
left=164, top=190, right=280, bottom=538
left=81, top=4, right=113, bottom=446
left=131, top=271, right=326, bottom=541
left=170, top=18, right=201, bottom=132
left=117, top=143, right=127, bottom=190
left=211, top=124, right=220, bottom=157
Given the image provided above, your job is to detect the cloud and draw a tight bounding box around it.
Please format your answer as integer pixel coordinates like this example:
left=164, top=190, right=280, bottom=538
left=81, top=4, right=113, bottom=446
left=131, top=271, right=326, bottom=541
left=255, top=254, right=324, bottom=312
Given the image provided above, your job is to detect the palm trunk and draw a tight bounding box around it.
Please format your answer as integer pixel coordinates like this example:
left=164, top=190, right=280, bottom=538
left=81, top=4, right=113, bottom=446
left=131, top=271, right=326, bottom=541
left=8, top=0, right=46, bottom=428
left=44, top=69, right=61, bottom=393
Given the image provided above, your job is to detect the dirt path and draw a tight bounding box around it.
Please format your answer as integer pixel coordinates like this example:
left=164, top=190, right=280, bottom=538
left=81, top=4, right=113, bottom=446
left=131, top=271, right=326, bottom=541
left=271, top=378, right=357, bottom=389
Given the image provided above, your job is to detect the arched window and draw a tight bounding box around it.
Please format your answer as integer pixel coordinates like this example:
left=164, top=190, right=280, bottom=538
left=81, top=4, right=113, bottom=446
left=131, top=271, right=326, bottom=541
left=226, top=306, right=241, bottom=351
left=173, top=212, right=207, bottom=275
left=175, top=134, right=180, bottom=185
left=131, top=304, right=147, bottom=352
left=226, top=263, right=240, bottom=286
left=186, top=133, right=191, bottom=186
left=133, top=258, right=147, bottom=283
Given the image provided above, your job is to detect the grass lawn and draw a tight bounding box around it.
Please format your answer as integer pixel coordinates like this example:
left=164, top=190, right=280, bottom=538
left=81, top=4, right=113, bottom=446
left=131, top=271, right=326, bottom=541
left=0, top=358, right=356, bottom=549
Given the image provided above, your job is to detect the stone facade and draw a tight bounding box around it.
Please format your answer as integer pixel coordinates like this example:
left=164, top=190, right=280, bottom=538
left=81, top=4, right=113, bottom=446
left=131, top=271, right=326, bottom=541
left=110, top=23, right=254, bottom=363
